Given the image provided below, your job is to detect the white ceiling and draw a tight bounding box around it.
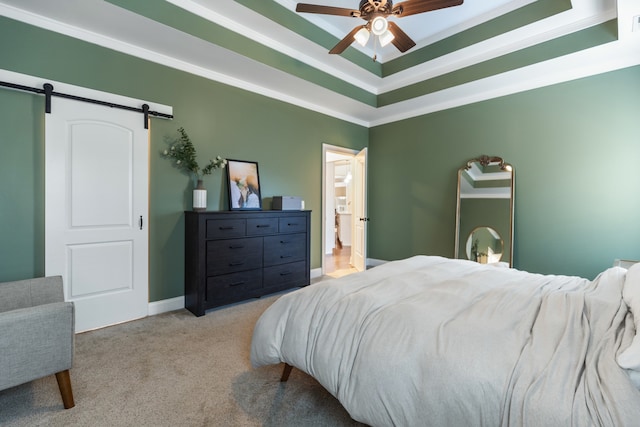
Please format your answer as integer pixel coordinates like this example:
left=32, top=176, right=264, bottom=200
left=1, top=0, right=639, bottom=127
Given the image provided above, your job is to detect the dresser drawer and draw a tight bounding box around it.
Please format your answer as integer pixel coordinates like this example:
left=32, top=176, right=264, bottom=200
left=206, top=269, right=262, bottom=304
left=246, top=217, right=278, bottom=236
left=206, top=219, right=246, bottom=239
left=263, top=261, right=307, bottom=291
left=279, top=216, right=307, bottom=234
left=263, top=233, right=306, bottom=266
left=207, top=237, right=262, bottom=275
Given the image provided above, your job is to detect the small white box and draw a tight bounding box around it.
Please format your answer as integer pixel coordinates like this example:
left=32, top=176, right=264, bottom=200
left=273, top=196, right=302, bottom=210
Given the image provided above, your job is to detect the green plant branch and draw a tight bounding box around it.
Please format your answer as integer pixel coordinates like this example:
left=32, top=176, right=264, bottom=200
left=162, top=127, right=226, bottom=178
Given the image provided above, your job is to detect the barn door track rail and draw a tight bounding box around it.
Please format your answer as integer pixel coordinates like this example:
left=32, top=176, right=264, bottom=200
left=0, top=80, right=173, bottom=129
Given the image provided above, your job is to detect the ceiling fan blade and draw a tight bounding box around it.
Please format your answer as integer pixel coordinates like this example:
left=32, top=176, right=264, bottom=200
left=329, top=26, right=364, bottom=54
left=393, top=0, right=463, bottom=18
left=387, top=21, right=416, bottom=52
left=296, top=3, right=359, bottom=17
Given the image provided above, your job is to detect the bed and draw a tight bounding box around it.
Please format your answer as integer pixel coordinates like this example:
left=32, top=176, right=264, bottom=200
left=250, top=255, right=640, bottom=426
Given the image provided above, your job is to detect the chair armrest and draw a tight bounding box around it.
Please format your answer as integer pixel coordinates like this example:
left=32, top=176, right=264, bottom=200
left=0, top=276, right=64, bottom=313
left=0, top=301, right=75, bottom=391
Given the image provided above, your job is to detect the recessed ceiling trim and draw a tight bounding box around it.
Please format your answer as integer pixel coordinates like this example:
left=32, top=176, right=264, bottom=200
left=107, top=0, right=377, bottom=105
left=167, top=0, right=382, bottom=94
left=379, top=20, right=618, bottom=106
left=382, top=0, right=573, bottom=74
left=1, top=0, right=638, bottom=129
left=381, top=0, right=540, bottom=63
left=369, top=38, right=640, bottom=127
left=375, top=6, right=617, bottom=94
left=170, top=0, right=615, bottom=104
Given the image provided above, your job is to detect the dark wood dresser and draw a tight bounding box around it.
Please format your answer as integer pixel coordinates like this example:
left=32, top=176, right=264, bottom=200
left=184, top=210, right=311, bottom=316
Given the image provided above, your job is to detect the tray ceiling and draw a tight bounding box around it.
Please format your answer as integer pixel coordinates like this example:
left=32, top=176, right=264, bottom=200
left=0, top=0, right=638, bottom=126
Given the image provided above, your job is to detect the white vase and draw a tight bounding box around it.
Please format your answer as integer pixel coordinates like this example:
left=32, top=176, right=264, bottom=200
left=193, top=179, right=207, bottom=211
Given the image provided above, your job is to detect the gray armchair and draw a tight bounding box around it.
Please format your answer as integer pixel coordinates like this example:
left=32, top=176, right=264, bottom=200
left=0, top=276, right=75, bottom=409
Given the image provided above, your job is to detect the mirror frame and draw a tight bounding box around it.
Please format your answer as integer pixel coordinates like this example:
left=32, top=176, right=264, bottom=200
left=454, top=155, right=515, bottom=267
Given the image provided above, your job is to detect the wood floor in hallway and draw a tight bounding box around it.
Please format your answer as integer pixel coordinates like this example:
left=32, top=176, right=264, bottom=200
left=325, top=246, right=358, bottom=278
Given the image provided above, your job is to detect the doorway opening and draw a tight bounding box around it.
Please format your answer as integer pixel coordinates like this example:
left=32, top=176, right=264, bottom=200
left=322, top=144, right=367, bottom=278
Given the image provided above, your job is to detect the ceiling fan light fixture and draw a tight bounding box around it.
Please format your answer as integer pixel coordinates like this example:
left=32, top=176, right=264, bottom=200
left=378, top=30, right=394, bottom=47
left=354, top=27, right=370, bottom=46
left=297, top=0, right=465, bottom=56
left=370, top=16, right=388, bottom=36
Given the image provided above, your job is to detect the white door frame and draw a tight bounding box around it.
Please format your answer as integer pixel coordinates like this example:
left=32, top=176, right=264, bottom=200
left=322, top=143, right=367, bottom=275
left=352, top=147, right=368, bottom=272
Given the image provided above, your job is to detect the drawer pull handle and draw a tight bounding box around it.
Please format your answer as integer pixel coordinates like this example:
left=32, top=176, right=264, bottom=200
left=280, top=255, right=293, bottom=259
left=229, top=261, right=245, bottom=267
left=219, top=226, right=235, bottom=230
left=280, top=240, right=290, bottom=244
left=287, top=223, right=298, bottom=226
left=229, top=245, right=245, bottom=249
left=256, top=224, right=271, bottom=228
left=280, top=271, right=292, bottom=276
left=229, top=281, right=246, bottom=287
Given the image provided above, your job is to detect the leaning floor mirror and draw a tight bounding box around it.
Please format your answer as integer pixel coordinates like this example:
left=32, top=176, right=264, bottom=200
left=455, top=155, right=515, bottom=267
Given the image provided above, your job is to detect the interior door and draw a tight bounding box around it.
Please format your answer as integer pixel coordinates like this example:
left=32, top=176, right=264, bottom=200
left=353, top=148, right=368, bottom=272
left=45, top=97, right=149, bottom=333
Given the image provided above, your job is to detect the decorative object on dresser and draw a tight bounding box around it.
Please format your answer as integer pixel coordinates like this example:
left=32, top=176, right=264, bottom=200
left=272, top=196, right=303, bottom=210
left=226, top=159, right=262, bottom=210
left=162, top=127, right=227, bottom=211
left=184, top=210, right=311, bottom=316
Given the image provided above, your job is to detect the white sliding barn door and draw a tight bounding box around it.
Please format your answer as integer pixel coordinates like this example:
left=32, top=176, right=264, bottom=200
left=45, top=97, right=149, bottom=333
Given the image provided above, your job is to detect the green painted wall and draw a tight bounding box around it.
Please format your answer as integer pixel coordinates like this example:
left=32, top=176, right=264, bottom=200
left=369, top=65, right=640, bottom=280
left=0, top=18, right=367, bottom=300
left=0, top=90, right=45, bottom=280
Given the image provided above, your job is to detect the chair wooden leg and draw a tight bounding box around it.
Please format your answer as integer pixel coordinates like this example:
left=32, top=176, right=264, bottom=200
left=55, top=370, right=75, bottom=409
left=280, top=363, right=293, bottom=382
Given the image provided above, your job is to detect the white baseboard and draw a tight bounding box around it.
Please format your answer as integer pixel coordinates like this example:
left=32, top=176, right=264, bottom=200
left=310, top=268, right=322, bottom=280
left=148, top=296, right=184, bottom=316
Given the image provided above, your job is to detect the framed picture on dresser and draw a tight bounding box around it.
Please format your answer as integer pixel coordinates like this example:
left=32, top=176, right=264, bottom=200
left=226, top=159, right=262, bottom=210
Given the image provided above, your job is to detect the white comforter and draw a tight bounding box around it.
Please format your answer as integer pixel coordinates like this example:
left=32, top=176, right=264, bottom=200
left=250, top=256, right=640, bottom=426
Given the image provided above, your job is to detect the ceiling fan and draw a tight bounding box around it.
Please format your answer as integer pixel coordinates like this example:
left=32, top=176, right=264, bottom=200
left=296, top=0, right=464, bottom=58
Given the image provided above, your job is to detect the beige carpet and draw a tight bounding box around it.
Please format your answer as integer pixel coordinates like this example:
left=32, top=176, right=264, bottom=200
left=0, top=291, right=366, bottom=427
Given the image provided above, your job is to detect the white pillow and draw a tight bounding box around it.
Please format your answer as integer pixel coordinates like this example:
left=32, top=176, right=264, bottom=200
left=617, top=263, right=640, bottom=370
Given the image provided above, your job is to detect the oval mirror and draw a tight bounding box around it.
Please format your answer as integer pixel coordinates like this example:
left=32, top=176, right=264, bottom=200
left=455, top=155, right=514, bottom=267
left=466, top=226, right=504, bottom=264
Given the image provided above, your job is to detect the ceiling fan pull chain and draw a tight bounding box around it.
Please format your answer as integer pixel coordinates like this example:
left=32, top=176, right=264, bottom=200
left=372, top=36, right=378, bottom=62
